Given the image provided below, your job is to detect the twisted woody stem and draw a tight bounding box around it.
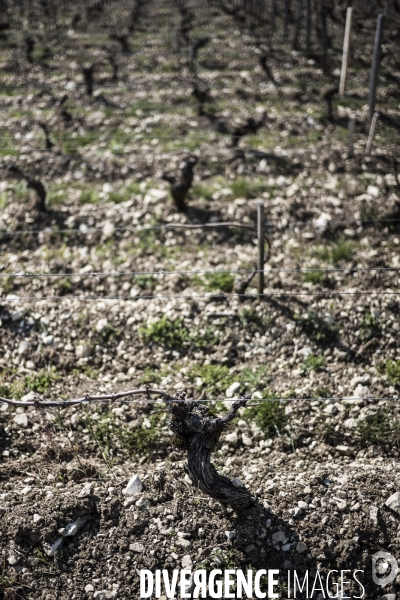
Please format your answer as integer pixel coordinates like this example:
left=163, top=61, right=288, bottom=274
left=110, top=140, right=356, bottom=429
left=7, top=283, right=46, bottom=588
left=168, top=392, right=254, bottom=512
left=0, top=387, right=254, bottom=511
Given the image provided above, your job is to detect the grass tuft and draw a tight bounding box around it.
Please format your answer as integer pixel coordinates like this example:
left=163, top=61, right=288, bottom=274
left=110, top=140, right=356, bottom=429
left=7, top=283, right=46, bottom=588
left=357, top=410, right=400, bottom=447
left=314, top=239, right=355, bottom=264
left=243, top=390, right=285, bottom=437
left=302, top=355, right=325, bottom=372
left=378, top=359, right=400, bottom=387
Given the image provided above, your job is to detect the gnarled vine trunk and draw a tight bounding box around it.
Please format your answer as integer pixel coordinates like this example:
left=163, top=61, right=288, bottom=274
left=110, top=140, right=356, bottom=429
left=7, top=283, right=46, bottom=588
left=168, top=394, right=254, bottom=512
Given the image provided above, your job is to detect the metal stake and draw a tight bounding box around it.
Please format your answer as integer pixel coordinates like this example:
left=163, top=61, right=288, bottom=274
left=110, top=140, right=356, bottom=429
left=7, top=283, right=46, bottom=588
left=257, top=202, right=265, bottom=296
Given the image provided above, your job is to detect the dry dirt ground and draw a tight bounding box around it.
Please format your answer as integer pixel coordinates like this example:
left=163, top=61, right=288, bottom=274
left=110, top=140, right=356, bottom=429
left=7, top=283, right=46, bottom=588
left=1, top=0, right=400, bottom=598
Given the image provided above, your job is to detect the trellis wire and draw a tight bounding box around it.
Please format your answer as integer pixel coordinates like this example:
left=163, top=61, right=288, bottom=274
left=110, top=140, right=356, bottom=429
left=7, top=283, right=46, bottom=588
left=2, top=216, right=400, bottom=239
left=2, top=290, right=400, bottom=301
left=0, top=395, right=398, bottom=408
left=0, top=129, right=373, bottom=142
left=2, top=266, right=400, bottom=278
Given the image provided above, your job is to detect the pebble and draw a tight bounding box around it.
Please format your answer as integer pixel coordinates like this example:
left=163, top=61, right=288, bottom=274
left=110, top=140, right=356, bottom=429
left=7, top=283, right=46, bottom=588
left=333, top=498, right=347, bottom=511
left=135, top=497, right=151, bottom=510
left=298, top=501, right=308, bottom=509
left=370, top=505, right=379, bottom=525
left=93, top=591, right=117, bottom=599
left=95, top=318, right=109, bottom=333
left=336, top=445, right=352, bottom=456
left=123, top=497, right=136, bottom=508
left=33, top=514, right=43, bottom=524
left=85, top=584, right=95, bottom=593
left=78, top=482, right=94, bottom=498
left=18, top=341, right=31, bottom=355
left=241, top=433, right=253, bottom=447
left=385, top=491, right=400, bottom=514
left=129, top=542, right=144, bottom=553
left=232, top=477, right=244, bottom=488
left=272, top=531, right=286, bottom=543
left=344, top=418, right=358, bottom=429
left=102, top=222, right=115, bottom=237
left=124, top=474, right=143, bottom=496
left=64, top=517, right=87, bottom=537
left=226, top=382, right=241, bottom=398
left=13, top=413, right=28, bottom=428
left=225, top=431, right=238, bottom=444
left=296, top=541, right=308, bottom=553
left=176, top=537, right=192, bottom=549
left=75, top=344, right=92, bottom=358
left=181, top=555, right=193, bottom=569
left=353, top=384, right=370, bottom=399
left=225, top=531, right=235, bottom=540
left=45, top=537, right=63, bottom=556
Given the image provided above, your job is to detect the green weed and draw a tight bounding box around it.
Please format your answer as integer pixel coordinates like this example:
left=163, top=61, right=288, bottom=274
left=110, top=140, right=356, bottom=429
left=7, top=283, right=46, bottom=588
left=314, top=239, right=355, bottom=264
left=359, top=312, right=380, bottom=340
left=0, top=367, right=59, bottom=400
left=191, top=182, right=215, bottom=201
left=133, top=274, right=156, bottom=289
left=141, top=367, right=163, bottom=384
left=312, top=386, right=331, bottom=398
left=119, top=413, right=162, bottom=454
left=0, top=556, right=17, bottom=596
left=57, top=277, right=72, bottom=295
left=239, top=307, right=270, bottom=328
left=205, top=272, right=235, bottom=293
left=80, top=189, right=100, bottom=204
left=295, top=311, right=338, bottom=343
left=302, top=355, right=325, bottom=372
left=243, top=391, right=285, bottom=437
left=71, top=365, right=98, bottom=379
left=96, top=323, right=121, bottom=342
left=35, top=548, right=50, bottom=565
left=357, top=410, right=400, bottom=447
left=1, top=276, right=14, bottom=294
left=83, top=410, right=115, bottom=468
left=140, top=317, right=189, bottom=349
left=303, top=268, right=324, bottom=285
left=240, top=365, right=267, bottom=387
left=379, top=359, right=400, bottom=387
left=140, top=318, right=219, bottom=350
left=187, top=364, right=231, bottom=395
left=230, top=177, right=268, bottom=199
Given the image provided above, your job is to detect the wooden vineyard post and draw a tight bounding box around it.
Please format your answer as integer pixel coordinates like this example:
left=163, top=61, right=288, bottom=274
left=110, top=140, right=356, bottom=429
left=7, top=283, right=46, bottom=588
left=368, top=13, right=385, bottom=120
left=257, top=202, right=265, bottom=297
left=339, top=7, right=353, bottom=96
left=366, top=112, right=379, bottom=155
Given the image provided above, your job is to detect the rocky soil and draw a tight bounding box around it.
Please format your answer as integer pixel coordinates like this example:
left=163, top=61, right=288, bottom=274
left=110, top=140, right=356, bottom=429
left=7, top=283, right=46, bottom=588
left=1, top=0, right=400, bottom=598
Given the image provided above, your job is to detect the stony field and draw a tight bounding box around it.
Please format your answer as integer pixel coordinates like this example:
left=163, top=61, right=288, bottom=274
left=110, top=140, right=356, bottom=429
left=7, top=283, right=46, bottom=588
left=1, top=0, right=400, bottom=598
